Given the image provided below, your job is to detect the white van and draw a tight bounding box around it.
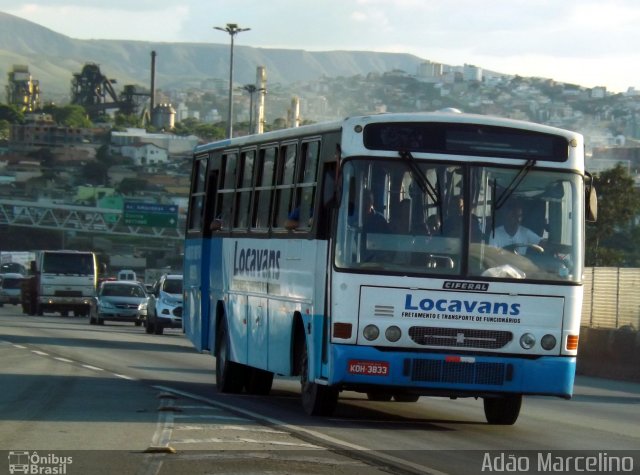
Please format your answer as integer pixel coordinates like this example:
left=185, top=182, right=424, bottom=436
left=117, top=269, right=137, bottom=281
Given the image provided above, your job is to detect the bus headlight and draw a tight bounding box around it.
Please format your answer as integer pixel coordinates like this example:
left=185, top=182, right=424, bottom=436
left=541, top=334, right=557, bottom=350
left=519, top=333, right=536, bottom=349
left=363, top=325, right=379, bottom=341
left=385, top=326, right=401, bottom=342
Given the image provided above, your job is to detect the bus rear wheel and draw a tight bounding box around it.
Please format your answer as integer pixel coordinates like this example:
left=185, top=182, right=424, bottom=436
left=483, top=395, right=522, bottom=425
left=216, top=321, right=246, bottom=393
left=300, top=340, right=338, bottom=416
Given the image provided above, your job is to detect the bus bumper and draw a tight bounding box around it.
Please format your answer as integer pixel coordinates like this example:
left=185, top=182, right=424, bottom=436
left=328, top=345, right=576, bottom=398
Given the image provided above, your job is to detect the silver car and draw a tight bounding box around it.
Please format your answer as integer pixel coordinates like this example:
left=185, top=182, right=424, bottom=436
left=90, top=280, right=150, bottom=326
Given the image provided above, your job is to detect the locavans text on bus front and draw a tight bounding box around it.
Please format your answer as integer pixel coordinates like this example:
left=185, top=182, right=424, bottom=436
left=403, top=294, right=521, bottom=323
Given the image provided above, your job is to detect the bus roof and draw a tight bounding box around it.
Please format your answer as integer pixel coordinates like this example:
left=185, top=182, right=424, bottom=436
left=194, top=111, right=581, bottom=157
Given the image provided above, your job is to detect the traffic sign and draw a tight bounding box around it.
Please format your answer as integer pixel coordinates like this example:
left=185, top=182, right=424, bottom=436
left=123, top=202, right=178, bottom=228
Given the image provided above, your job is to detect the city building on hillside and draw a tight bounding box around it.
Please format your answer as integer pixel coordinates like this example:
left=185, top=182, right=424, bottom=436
left=120, top=143, right=169, bottom=166
left=10, top=113, right=95, bottom=149
left=110, top=128, right=199, bottom=156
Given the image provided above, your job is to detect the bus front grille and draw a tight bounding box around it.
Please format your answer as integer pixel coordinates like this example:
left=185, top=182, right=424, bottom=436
left=408, top=327, right=512, bottom=349
left=409, top=359, right=511, bottom=386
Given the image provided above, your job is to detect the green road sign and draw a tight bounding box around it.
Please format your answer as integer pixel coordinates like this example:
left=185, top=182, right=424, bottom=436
left=123, top=202, right=178, bottom=228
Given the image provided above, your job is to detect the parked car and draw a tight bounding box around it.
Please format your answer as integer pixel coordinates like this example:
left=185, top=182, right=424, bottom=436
left=90, top=280, right=150, bottom=326
left=0, top=273, right=24, bottom=307
left=146, top=274, right=183, bottom=335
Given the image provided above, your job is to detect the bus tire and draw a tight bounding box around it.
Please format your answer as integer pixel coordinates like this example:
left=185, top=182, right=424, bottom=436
left=483, top=395, right=522, bottom=425
left=300, top=339, right=338, bottom=416
left=216, top=321, right=246, bottom=393
left=245, top=367, right=274, bottom=395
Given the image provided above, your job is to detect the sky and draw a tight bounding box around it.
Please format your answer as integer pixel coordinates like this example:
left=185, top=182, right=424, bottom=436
left=2, top=0, right=639, bottom=93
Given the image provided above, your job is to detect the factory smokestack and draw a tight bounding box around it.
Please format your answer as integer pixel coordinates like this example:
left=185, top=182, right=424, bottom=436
left=150, top=51, right=157, bottom=114
left=255, top=66, right=266, bottom=134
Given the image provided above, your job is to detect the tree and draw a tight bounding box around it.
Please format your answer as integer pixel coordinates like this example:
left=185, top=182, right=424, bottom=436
left=114, top=112, right=143, bottom=129
left=0, top=119, right=10, bottom=141
left=585, top=164, right=640, bottom=266
left=0, top=103, right=24, bottom=123
left=117, top=178, right=149, bottom=195
left=42, top=104, right=92, bottom=128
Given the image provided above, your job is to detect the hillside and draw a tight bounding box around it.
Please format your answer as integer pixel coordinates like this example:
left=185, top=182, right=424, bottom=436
left=0, top=12, right=427, bottom=101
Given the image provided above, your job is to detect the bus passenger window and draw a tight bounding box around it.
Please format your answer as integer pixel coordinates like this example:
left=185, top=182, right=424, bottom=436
left=253, top=147, right=276, bottom=230
left=274, top=144, right=297, bottom=228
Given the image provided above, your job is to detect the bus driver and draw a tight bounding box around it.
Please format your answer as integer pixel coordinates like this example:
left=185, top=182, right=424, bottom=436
left=490, top=201, right=542, bottom=255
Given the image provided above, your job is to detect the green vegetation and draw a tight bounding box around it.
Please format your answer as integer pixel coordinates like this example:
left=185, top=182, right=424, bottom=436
left=586, top=164, right=640, bottom=266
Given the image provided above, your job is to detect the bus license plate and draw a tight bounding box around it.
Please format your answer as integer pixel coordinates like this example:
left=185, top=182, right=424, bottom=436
left=348, top=360, right=389, bottom=376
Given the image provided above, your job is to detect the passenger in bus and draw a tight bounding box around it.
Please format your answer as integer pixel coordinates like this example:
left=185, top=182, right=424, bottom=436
left=210, top=217, right=223, bottom=232
left=444, top=197, right=482, bottom=241
left=363, top=192, right=389, bottom=233
left=490, top=201, right=542, bottom=254
left=426, top=214, right=441, bottom=235
left=285, top=207, right=313, bottom=230
left=390, top=199, right=411, bottom=234
left=285, top=208, right=300, bottom=230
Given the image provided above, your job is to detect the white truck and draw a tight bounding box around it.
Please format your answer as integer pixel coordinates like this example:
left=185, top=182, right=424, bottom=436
left=21, top=250, right=98, bottom=317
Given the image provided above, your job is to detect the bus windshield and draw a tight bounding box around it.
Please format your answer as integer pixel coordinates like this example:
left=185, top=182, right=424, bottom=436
left=334, top=157, right=582, bottom=283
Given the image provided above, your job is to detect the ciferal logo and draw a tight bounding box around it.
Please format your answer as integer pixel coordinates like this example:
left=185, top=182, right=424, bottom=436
left=8, top=451, right=73, bottom=474
left=443, top=281, right=489, bottom=291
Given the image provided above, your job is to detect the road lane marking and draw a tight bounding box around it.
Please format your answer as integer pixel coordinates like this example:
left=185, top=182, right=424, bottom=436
left=31, top=350, right=48, bottom=356
left=153, top=384, right=450, bottom=475
left=173, top=414, right=249, bottom=421
left=113, top=373, right=136, bottom=380
left=170, top=437, right=319, bottom=448
left=174, top=424, right=286, bottom=434
left=12, top=344, right=27, bottom=349
left=81, top=364, right=104, bottom=371
left=54, top=357, right=74, bottom=363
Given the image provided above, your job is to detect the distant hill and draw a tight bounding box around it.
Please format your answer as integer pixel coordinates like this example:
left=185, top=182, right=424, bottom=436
left=0, top=12, right=429, bottom=102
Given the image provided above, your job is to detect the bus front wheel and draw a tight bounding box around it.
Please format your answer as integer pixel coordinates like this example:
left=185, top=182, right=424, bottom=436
left=216, top=321, right=246, bottom=393
left=483, top=395, right=522, bottom=425
left=300, top=340, right=338, bottom=416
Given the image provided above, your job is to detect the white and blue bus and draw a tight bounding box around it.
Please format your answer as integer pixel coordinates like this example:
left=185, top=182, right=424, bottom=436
left=183, top=111, right=596, bottom=424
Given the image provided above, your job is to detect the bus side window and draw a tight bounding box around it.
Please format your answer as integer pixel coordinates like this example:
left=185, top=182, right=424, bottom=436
left=273, top=143, right=297, bottom=228
left=296, top=140, right=320, bottom=229
left=187, top=156, right=208, bottom=233
left=216, top=151, right=238, bottom=231
left=252, top=146, right=276, bottom=230
left=234, top=149, right=255, bottom=231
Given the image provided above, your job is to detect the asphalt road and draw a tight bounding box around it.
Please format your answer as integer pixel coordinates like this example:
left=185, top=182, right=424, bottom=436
left=0, top=307, right=638, bottom=475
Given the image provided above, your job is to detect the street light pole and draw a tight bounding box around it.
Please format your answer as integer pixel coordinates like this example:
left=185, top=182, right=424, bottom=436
left=214, top=23, right=250, bottom=139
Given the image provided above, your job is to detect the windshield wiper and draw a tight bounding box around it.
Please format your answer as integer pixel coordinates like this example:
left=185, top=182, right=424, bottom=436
left=494, top=159, right=537, bottom=210
left=399, top=150, right=442, bottom=218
